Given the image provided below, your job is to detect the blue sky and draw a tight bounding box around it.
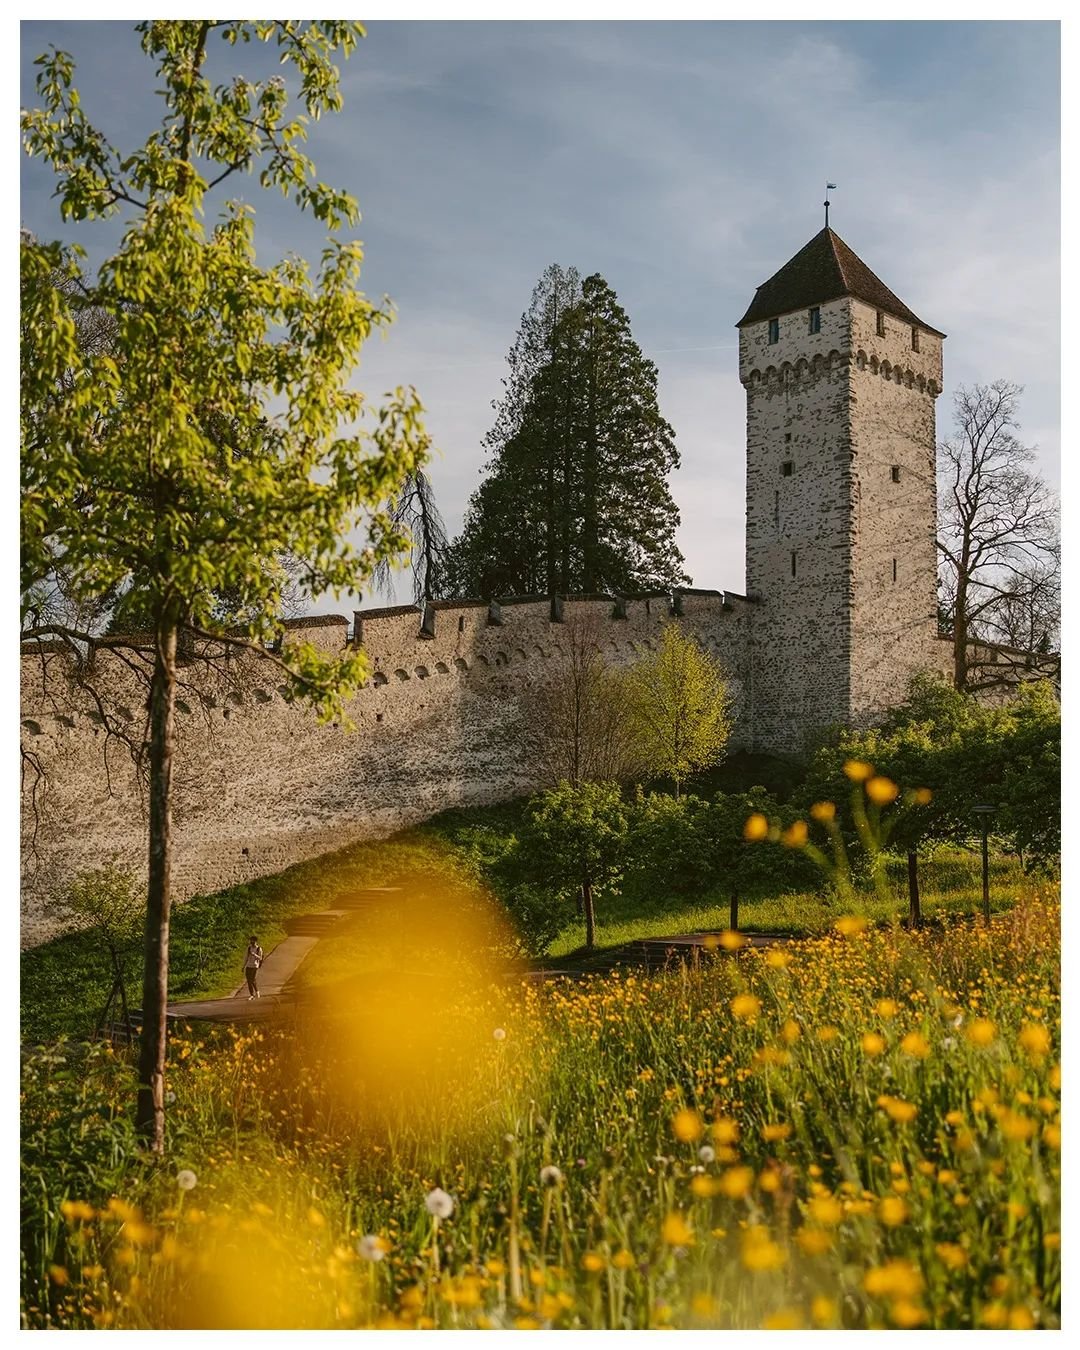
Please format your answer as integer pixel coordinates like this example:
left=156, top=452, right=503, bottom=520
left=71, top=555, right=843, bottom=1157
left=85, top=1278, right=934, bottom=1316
left=20, top=20, right=1060, bottom=609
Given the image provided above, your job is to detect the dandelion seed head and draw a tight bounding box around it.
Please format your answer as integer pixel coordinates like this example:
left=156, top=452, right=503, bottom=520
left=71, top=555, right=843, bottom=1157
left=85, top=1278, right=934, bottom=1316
left=425, top=1187, right=454, bottom=1219
left=176, top=1170, right=197, bottom=1192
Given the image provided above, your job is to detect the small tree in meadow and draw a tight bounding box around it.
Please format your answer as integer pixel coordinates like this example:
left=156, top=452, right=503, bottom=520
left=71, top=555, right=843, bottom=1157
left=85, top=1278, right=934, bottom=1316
left=521, top=781, right=629, bottom=951
left=625, top=625, right=731, bottom=797
left=21, top=21, right=429, bottom=1151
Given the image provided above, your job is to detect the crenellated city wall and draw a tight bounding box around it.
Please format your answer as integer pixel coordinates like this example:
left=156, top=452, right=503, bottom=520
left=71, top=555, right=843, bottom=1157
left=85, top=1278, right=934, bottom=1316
left=20, top=591, right=752, bottom=946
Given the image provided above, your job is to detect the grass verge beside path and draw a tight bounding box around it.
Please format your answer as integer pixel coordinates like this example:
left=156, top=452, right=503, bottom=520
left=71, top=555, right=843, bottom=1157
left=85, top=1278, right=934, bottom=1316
left=20, top=806, right=1035, bottom=1043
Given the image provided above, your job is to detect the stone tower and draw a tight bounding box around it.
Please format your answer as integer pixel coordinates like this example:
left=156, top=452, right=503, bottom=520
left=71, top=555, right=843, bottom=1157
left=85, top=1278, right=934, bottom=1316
left=737, top=227, right=944, bottom=752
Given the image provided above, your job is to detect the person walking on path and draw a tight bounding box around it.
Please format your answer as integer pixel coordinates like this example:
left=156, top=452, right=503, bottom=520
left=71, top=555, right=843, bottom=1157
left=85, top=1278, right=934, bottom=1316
left=244, top=935, right=264, bottom=1000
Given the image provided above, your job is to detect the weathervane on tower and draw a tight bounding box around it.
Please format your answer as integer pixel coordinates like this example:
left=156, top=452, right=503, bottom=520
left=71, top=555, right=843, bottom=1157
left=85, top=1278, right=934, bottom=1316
left=824, top=182, right=837, bottom=229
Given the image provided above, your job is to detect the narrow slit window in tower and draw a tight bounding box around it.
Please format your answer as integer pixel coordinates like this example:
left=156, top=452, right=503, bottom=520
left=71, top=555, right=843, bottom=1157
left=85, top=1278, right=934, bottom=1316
left=782, top=460, right=793, bottom=477
left=891, top=465, right=901, bottom=483
left=774, top=491, right=780, bottom=527
left=768, top=317, right=779, bottom=344
left=784, top=432, right=792, bottom=443
left=892, top=558, right=898, bottom=584
left=458, top=615, right=465, bottom=632
left=876, top=310, right=886, bottom=337
left=808, top=306, right=821, bottom=334
left=911, top=327, right=920, bottom=352
left=791, top=552, right=797, bottom=579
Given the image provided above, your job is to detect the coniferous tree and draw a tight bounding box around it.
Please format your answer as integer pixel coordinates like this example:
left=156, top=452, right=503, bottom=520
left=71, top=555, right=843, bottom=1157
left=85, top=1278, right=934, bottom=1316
left=445, top=267, right=687, bottom=599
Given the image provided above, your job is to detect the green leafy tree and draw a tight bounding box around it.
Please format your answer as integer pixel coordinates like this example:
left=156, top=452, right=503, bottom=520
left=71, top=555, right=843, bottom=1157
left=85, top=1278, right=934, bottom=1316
left=625, top=625, right=732, bottom=798
left=446, top=268, right=687, bottom=600
left=65, top=866, right=144, bottom=1038
left=21, top=21, right=429, bottom=1150
left=521, top=781, right=629, bottom=951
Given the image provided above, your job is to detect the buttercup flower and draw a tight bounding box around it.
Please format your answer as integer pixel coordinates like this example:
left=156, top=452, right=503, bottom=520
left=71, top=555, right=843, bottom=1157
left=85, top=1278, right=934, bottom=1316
left=865, top=776, right=899, bottom=805
left=843, top=760, right=873, bottom=782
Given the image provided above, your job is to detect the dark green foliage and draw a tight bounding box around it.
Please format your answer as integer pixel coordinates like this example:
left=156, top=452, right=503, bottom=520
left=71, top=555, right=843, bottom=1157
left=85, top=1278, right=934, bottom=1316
left=445, top=267, right=687, bottom=598
left=799, top=675, right=1060, bottom=871
left=519, top=781, right=631, bottom=949
left=626, top=789, right=819, bottom=901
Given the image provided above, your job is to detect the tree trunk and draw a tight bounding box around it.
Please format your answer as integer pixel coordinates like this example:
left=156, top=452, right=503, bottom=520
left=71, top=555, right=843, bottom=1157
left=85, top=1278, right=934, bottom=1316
left=582, top=874, right=595, bottom=951
left=953, top=573, right=968, bottom=691
left=729, top=890, right=739, bottom=933
left=907, top=851, right=921, bottom=929
left=136, top=618, right=178, bottom=1152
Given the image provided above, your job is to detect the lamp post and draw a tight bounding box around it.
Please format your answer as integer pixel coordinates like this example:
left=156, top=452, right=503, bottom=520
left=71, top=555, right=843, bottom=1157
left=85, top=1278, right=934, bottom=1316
left=971, top=805, right=996, bottom=926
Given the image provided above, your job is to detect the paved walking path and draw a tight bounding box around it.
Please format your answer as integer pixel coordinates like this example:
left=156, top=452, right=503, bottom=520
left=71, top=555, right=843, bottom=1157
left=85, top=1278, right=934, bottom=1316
left=144, top=906, right=792, bottom=1025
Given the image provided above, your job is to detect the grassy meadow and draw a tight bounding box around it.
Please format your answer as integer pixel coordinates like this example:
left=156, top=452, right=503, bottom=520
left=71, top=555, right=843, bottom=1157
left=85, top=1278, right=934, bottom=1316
left=22, top=885, right=1060, bottom=1329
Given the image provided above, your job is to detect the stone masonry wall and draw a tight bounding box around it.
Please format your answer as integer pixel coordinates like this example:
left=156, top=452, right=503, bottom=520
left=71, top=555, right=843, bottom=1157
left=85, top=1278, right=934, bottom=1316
left=20, top=593, right=750, bottom=947
left=740, top=297, right=855, bottom=752
left=847, top=300, right=943, bottom=722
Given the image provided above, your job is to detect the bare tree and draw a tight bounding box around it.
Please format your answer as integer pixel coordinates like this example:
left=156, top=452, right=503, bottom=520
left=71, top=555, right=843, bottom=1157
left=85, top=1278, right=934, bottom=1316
left=372, top=469, right=449, bottom=607
left=529, top=614, right=642, bottom=787
left=937, top=382, right=1059, bottom=691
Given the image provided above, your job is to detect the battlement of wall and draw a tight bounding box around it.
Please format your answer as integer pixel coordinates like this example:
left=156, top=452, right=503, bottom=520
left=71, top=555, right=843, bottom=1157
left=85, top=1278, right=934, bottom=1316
left=20, top=589, right=752, bottom=947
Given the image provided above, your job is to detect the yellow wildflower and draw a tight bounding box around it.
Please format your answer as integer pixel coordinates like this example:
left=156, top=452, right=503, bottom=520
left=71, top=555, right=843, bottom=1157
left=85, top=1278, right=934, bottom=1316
left=1018, top=1022, right=1051, bottom=1060
left=836, top=916, right=868, bottom=938
left=844, top=760, right=873, bottom=781
left=672, top=1107, right=705, bottom=1143
left=965, top=1018, right=996, bottom=1048
left=866, top=776, right=899, bottom=805
left=935, top=1242, right=967, bottom=1270
left=740, top=1225, right=786, bottom=1272
left=808, top=1195, right=843, bottom=1226
left=661, top=1213, right=694, bottom=1247
left=719, top=1166, right=755, bottom=1200
left=861, top=1032, right=886, bottom=1057
left=711, top=1117, right=739, bottom=1145
left=879, top=1196, right=909, bottom=1227
left=730, top=993, right=762, bottom=1022
left=900, top=1031, right=930, bottom=1059
left=810, top=801, right=836, bottom=822
left=780, top=820, right=808, bottom=848
left=743, top=813, right=769, bottom=842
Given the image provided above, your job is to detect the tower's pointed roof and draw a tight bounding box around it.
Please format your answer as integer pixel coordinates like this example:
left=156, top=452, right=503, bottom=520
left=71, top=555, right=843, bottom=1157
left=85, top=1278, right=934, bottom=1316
left=737, top=227, right=944, bottom=336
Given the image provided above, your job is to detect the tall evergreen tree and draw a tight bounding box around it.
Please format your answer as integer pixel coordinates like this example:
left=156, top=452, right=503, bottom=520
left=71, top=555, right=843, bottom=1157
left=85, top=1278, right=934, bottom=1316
left=445, top=268, right=687, bottom=599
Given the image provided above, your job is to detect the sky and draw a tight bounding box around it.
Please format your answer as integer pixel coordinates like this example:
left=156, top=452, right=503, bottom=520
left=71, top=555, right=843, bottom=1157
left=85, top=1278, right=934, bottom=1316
left=19, top=19, right=1061, bottom=612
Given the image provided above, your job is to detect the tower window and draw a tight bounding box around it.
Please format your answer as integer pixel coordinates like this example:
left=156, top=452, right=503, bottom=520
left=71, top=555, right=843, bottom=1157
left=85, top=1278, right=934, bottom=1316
left=876, top=310, right=886, bottom=337
left=458, top=615, right=465, bottom=632
left=784, top=432, right=792, bottom=443
left=782, top=461, right=793, bottom=477
left=892, top=558, right=898, bottom=583
left=808, top=306, right=821, bottom=334
left=791, top=552, right=797, bottom=578
left=774, top=491, right=780, bottom=527
left=891, top=465, right=901, bottom=483
left=911, top=327, right=920, bottom=352
left=768, top=317, right=780, bottom=345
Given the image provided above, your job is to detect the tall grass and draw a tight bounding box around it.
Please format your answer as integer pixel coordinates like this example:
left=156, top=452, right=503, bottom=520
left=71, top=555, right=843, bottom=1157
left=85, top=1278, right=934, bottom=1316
left=22, top=888, right=1059, bottom=1329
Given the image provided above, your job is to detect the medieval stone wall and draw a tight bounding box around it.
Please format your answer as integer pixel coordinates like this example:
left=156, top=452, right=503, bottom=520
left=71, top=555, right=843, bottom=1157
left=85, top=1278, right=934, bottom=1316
left=20, top=592, right=750, bottom=947
left=847, top=300, right=943, bottom=723
left=740, top=297, right=855, bottom=752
